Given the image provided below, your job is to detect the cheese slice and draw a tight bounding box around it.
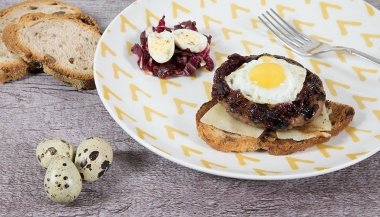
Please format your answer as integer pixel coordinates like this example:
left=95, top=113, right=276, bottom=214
left=200, top=103, right=332, bottom=141
left=200, top=103, right=265, bottom=138
left=276, top=106, right=332, bottom=141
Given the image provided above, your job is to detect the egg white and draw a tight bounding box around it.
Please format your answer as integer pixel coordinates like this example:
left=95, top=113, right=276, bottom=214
left=172, top=29, right=208, bottom=53
left=225, top=56, right=307, bottom=104
left=147, top=30, right=175, bottom=63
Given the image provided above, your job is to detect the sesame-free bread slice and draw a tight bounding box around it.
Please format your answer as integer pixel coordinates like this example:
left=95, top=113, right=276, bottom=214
left=2, top=12, right=102, bottom=89
left=196, top=99, right=355, bottom=155
left=0, top=0, right=83, bottom=84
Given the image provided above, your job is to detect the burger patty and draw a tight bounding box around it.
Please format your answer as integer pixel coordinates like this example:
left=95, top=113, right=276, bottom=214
left=211, top=53, right=326, bottom=130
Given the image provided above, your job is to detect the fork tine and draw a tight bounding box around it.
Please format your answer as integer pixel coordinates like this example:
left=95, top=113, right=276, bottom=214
left=268, top=8, right=310, bottom=42
left=258, top=12, right=303, bottom=50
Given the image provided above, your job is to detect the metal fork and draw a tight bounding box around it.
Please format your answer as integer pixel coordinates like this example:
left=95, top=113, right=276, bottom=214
left=258, top=9, right=380, bottom=66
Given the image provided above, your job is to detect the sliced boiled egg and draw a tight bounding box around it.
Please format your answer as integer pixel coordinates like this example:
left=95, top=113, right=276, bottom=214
left=172, top=29, right=208, bottom=53
left=147, top=30, right=175, bottom=63
left=225, top=56, right=307, bottom=104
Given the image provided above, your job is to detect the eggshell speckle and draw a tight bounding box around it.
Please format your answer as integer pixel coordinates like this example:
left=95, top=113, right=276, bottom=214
left=44, top=156, right=82, bottom=204
left=74, top=137, right=113, bottom=182
left=36, top=139, right=75, bottom=169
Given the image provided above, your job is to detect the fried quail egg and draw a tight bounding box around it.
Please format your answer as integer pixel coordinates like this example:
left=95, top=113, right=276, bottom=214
left=147, top=30, right=175, bottom=63
left=225, top=55, right=307, bottom=104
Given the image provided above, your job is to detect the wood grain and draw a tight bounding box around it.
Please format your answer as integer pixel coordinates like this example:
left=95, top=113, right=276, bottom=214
left=1, top=0, right=379, bottom=216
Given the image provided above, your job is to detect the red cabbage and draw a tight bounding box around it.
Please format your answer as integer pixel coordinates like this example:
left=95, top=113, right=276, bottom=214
left=131, top=16, right=214, bottom=79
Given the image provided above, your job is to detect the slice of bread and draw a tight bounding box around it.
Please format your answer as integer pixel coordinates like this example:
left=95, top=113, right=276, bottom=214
left=2, top=12, right=102, bottom=89
left=196, top=99, right=355, bottom=155
left=0, top=0, right=83, bottom=84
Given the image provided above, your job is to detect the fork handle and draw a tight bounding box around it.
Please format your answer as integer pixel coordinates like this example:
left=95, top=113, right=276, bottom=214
left=339, top=47, right=380, bottom=66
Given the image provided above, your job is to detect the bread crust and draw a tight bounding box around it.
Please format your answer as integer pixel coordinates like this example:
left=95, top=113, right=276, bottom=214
left=196, top=99, right=355, bottom=155
left=2, top=12, right=102, bottom=89
left=0, top=0, right=83, bottom=84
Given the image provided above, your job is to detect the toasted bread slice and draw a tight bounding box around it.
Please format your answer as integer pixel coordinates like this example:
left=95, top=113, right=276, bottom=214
left=0, top=0, right=83, bottom=84
left=2, top=12, right=102, bottom=89
left=196, top=99, right=355, bottom=155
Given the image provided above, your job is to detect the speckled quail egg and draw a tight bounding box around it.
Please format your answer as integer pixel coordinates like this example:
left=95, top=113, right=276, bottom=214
left=36, top=138, right=75, bottom=169
left=74, top=137, right=113, bottom=182
left=44, top=156, right=82, bottom=204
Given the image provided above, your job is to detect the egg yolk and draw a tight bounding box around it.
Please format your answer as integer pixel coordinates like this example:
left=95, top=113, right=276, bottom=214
left=249, top=63, right=286, bottom=88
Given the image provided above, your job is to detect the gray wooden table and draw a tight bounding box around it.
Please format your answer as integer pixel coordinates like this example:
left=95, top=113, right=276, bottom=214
left=1, top=0, right=379, bottom=216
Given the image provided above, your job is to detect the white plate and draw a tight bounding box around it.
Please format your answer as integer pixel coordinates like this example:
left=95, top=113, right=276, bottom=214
left=94, top=0, right=380, bottom=180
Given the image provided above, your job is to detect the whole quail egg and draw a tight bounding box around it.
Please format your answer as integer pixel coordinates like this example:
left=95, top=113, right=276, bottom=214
left=74, top=137, right=113, bottom=182
left=44, top=156, right=82, bottom=204
left=36, top=139, right=75, bottom=169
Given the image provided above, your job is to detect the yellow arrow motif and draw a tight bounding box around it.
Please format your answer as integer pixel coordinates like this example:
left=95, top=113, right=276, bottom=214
left=375, top=135, right=380, bottom=140
left=203, top=15, right=222, bottom=29
left=231, top=4, right=250, bottom=19
left=352, top=66, right=378, bottom=81
left=173, top=98, right=198, bottom=115
left=200, top=159, right=227, bottom=169
left=250, top=18, right=260, bottom=29
left=214, top=52, right=229, bottom=67
left=253, top=168, right=281, bottom=176
left=164, top=125, right=189, bottom=140
left=235, top=153, right=260, bottom=166
left=324, top=79, right=350, bottom=96
left=143, top=106, right=168, bottom=122
left=114, top=106, right=136, bottom=122
left=261, top=0, right=266, bottom=6
left=335, top=50, right=355, bottom=62
left=203, top=81, right=212, bottom=100
left=267, top=30, right=276, bottom=43
left=159, top=78, right=182, bottom=95
left=336, top=20, right=362, bottom=36
left=276, top=5, right=295, bottom=18
left=365, top=3, right=375, bottom=16
left=373, top=110, right=380, bottom=121
left=103, top=85, right=122, bottom=101
left=346, top=152, right=368, bottom=160
left=310, top=35, right=333, bottom=43
left=113, top=63, right=133, bottom=79
left=181, top=145, right=203, bottom=157
left=126, top=41, right=133, bottom=56
left=317, top=144, right=344, bottom=158
left=221, top=28, right=243, bottom=40
left=101, top=42, right=116, bottom=57
left=120, top=14, right=136, bottom=32
left=305, top=0, right=311, bottom=4
left=136, top=127, right=157, bottom=140
left=352, top=95, right=377, bottom=109
left=315, top=167, right=329, bottom=171
left=293, top=20, right=314, bottom=32
left=345, top=126, right=372, bottom=142
left=309, top=59, right=332, bottom=74
left=95, top=70, right=104, bottom=79
left=172, top=2, right=190, bottom=18
left=200, top=0, right=217, bottom=8
left=241, top=40, right=263, bottom=54
left=130, top=84, right=151, bottom=101
left=320, top=2, right=342, bottom=20
left=152, top=145, right=172, bottom=156
left=361, top=34, right=380, bottom=47
left=286, top=157, right=315, bottom=170
left=145, top=9, right=160, bottom=27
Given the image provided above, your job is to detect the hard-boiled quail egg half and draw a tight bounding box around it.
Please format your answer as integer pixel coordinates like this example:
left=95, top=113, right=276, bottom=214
left=147, top=28, right=208, bottom=63
left=225, top=55, right=307, bottom=105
